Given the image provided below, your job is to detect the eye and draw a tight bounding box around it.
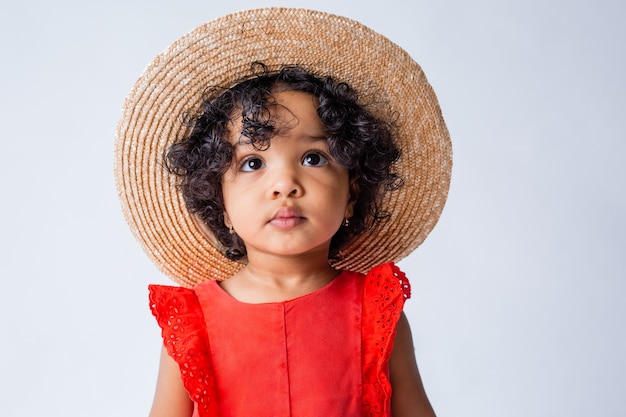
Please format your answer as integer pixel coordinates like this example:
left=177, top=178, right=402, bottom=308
left=240, top=157, right=265, bottom=172
left=302, top=152, right=329, bottom=167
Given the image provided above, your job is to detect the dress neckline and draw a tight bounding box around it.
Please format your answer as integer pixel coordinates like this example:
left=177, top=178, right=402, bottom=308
left=205, top=270, right=352, bottom=306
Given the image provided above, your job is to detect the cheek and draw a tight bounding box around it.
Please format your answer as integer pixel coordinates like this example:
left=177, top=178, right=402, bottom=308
left=328, top=173, right=352, bottom=213
left=221, top=175, right=254, bottom=218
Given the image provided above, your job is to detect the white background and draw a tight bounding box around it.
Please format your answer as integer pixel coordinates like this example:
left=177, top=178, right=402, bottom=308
left=1, top=0, right=624, bottom=416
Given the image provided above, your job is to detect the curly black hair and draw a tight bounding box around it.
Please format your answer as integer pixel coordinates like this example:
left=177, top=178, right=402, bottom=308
left=165, top=63, right=402, bottom=262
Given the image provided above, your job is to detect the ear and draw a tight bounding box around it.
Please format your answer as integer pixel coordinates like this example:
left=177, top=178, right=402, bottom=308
left=223, top=211, right=232, bottom=229
left=344, top=201, right=354, bottom=220
left=345, top=178, right=358, bottom=219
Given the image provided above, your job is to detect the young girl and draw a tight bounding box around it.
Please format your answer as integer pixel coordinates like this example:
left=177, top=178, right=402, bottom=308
left=115, top=8, right=451, bottom=417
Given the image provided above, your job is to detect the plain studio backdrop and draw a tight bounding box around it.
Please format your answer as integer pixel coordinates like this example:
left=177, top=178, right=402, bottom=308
left=0, top=0, right=624, bottom=416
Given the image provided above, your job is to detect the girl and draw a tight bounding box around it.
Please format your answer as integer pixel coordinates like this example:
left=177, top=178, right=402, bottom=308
left=115, top=8, right=452, bottom=417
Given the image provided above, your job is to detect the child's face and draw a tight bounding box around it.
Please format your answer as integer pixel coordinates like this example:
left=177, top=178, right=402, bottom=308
left=221, top=90, right=352, bottom=261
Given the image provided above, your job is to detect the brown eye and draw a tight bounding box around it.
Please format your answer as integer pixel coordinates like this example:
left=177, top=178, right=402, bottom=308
left=241, top=157, right=265, bottom=172
left=303, top=152, right=328, bottom=167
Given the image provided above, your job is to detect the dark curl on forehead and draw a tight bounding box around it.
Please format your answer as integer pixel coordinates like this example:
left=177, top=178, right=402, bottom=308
left=164, top=62, right=402, bottom=263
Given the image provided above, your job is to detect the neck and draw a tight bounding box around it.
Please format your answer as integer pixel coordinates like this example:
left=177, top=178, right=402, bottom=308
left=243, top=248, right=337, bottom=288
left=220, top=248, right=339, bottom=303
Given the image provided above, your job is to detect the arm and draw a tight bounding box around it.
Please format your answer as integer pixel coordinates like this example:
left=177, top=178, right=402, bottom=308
left=148, top=346, right=194, bottom=417
left=389, top=312, right=436, bottom=417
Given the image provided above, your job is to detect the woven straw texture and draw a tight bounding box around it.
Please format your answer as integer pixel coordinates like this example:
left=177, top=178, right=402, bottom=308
left=114, top=7, right=452, bottom=287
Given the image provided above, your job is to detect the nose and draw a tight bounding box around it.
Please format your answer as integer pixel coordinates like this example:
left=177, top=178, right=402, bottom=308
left=268, top=164, right=303, bottom=199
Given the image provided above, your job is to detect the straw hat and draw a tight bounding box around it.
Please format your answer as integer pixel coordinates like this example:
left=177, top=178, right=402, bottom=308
left=115, top=7, right=452, bottom=287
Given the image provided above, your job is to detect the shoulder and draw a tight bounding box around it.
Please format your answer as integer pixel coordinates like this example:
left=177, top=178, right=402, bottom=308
left=149, top=284, right=203, bottom=320
left=149, top=280, right=221, bottom=314
left=148, top=284, right=211, bottom=351
left=362, top=262, right=411, bottom=301
left=360, top=262, right=412, bottom=355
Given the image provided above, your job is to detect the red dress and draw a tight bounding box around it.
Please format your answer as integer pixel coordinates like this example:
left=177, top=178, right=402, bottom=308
left=149, top=262, right=411, bottom=417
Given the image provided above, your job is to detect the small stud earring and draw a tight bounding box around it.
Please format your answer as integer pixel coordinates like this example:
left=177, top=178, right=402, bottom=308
left=342, top=218, right=350, bottom=227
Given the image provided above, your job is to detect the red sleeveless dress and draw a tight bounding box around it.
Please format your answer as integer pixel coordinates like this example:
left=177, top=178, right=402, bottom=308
left=149, top=262, right=411, bottom=417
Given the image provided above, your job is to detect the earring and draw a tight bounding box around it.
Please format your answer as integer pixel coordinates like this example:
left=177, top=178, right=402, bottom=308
left=342, top=217, right=350, bottom=227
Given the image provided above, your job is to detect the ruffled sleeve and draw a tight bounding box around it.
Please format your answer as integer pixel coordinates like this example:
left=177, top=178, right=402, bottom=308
left=361, top=262, right=411, bottom=417
left=149, top=285, right=219, bottom=417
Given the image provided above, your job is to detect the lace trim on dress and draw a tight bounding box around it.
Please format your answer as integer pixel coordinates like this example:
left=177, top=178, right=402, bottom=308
left=361, top=262, right=411, bottom=417
left=149, top=285, right=218, bottom=417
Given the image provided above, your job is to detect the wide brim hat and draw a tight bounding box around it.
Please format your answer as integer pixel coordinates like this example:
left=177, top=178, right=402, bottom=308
left=115, top=7, right=452, bottom=287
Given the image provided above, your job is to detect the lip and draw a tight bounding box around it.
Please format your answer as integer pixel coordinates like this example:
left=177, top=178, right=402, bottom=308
left=269, top=207, right=305, bottom=229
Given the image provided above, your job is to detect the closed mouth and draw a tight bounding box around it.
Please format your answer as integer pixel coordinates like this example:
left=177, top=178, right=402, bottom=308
left=269, top=207, right=305, bottom=229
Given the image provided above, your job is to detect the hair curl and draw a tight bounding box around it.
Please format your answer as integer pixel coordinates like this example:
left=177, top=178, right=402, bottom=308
left=165, top=63, right=402, bottom=262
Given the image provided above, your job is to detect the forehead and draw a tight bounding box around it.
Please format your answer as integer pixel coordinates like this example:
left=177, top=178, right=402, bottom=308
left=227, top=89, right=325, bottom=145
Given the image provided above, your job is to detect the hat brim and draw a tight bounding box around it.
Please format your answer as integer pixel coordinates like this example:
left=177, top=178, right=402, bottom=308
left=115, top=7, right=452, bottom=287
